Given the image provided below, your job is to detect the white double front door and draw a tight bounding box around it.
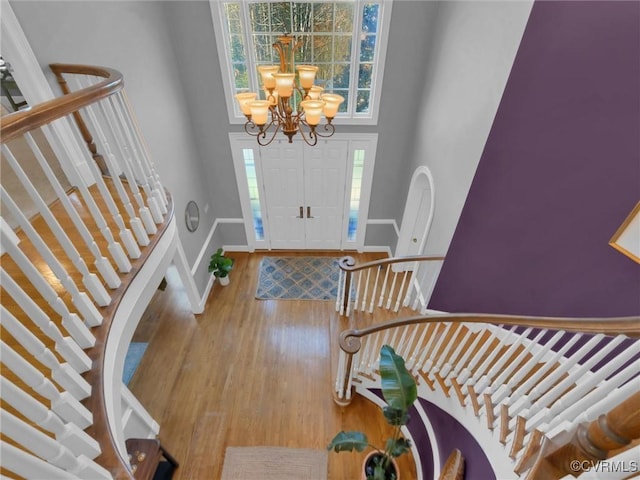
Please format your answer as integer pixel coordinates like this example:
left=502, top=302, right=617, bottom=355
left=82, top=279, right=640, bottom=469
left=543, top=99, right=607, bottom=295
left=260, top=140, right=348, bottom=249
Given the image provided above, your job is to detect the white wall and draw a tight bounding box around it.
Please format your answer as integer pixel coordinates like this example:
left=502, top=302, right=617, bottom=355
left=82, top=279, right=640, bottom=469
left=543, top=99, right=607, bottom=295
left=410, top=1, right=533, bottom=256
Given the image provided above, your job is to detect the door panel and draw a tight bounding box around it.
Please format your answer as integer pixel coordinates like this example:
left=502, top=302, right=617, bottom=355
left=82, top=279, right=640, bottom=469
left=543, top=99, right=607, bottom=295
left=261, top=142, right=305, bottom=249
left=305, top=141, right=348, bottom=249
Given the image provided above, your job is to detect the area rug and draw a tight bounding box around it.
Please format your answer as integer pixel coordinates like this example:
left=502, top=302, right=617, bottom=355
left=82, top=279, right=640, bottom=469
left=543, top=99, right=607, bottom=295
left=123, top=342, right=148, bottom=385
left=255, top=256, right=341, bottom=300
left=221, top=446, right=327, bottom=480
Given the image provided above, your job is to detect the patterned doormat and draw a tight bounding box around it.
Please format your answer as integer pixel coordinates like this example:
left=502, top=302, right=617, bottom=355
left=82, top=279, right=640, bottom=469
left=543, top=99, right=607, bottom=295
left=255, top=257, right=341, bottom=300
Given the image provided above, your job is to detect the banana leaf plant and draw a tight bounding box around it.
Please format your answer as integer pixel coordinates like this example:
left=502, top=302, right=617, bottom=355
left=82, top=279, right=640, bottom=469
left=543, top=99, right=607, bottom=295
left=327, top=345, right=418, bottom=480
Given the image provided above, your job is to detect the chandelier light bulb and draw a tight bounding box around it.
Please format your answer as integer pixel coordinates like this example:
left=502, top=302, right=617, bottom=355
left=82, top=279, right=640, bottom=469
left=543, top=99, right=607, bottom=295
left=273, top=73, right=296, bottom=98
left=296, top=65, right=319, bottom=90
left=257, top=65, right=279, bottom=90
left=300, top=100, right=325, bottom=126
left=320, top=93, right=345, bottom=119
left=248, top=100, right=271, bottom=126
left=235, top=92, right=258, bottom=116
left=308, top=86, right=324, bottom=100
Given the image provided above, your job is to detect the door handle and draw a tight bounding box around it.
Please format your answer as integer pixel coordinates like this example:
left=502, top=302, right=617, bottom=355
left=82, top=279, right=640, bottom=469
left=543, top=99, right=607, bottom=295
left=296, top=206, right=304, bottom=218
left=306, top=206, right=314, bottom=218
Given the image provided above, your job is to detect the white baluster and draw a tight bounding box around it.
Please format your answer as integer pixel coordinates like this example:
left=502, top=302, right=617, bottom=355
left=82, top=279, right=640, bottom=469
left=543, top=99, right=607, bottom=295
left=0, top=232, right=98, bottom=343
left=504, top=332, right=585, bottom=415
left=78, top=97, right=157, bottom=236
left=1, top=341, right=92, bottom=428
left=0, top=306, right=90, bottom=400
left=23, top=132, right=120, bottom=289
left=81, top=140, right=150, bottom=246
left=1, top=190, right=103, bottom=328
left=508, top=334, right=608, bottom=426
left=0, top=440, right=81, bottom=480
left=360, top=268, right=371, bottom=311
left=378, top=265, right=391, bottom=308
left=353, top=271, right=362, bottom=312
left=102, top=95, right=164, bottom=222
left=368, top=265, right=382, bottom=313
left=414, top=323, right=444, bottom=373
left=346, top=271, right=354, bottom=316
left=475, top=327, right=534, bottom=393
left=527, top=338, right=639, bottom=430
left=409, top=324, right=432, bottom=372
left=545, top=361, right=640, bottom=433
left=1, top=145, right=111, bottom=306
left=393, top=269, right=410, bottom=312
left=432, top=323, right=464, bottom=375
left=439, top=326, right=474, bottom=378
left=41, top=123, right=139, bottom=265
left=118, top=90, right=168, bottom=210
left=1, top=378, right=100, bottom=458
left=385, top=270, right=399, bottom=310
left=459, top=325, right=516, bottom=386
left=402, top=262, right=418, bottom=308
left=78, top=90, right=159, bottom=235
left=1, top=410, right=110, bottom=478
left=421, top=322, right=453, bottom=377
left=336, top=269, right=343, bottom=313
left=444, top=325, right=488, bottom=386
left=0, top=268, right=92, bottom=373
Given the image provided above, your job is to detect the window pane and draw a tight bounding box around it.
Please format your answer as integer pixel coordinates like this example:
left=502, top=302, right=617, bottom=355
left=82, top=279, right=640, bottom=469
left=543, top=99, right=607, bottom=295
left=233, top=63, right=249, bottom=89
left=362, top=3, right=379, bottom=33
left=356, top=90, right=370, bottom=113
left=360, top=35, right=376, bottom=62
left=334, top=3, right=354, bottom=32
left=358, top=63, right=372, bottom=88
left=253, top=34, right=273, bottom=62
left=334, top=35, right=352, bottom=62
left=313, top=2, right=334, bottom=32
left=230, top=35, right=246, bottom=63
left=225, top=3, right=242, bottom=33
left=294, top=35, right=313, bottom=63
left=271, top=2, right=292, bottom=32
left=292, top=2, right=313, bottom=32
left=243, top=149, right=264, bottom=241
left=249, top=3, right=271, bottom=32
left=333, top=64, right=350, bottom=89
left=313, top=36, right=333, bottom=62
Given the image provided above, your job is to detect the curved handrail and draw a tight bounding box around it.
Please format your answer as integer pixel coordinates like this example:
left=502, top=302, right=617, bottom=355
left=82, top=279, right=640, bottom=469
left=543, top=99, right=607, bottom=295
left=86, top=193, right=174, bottom=479
left=338, top=254, right=445, bottom=272
left=339, top=313, right=640, bottom=353
left=0, top=64, right=123, bottom=143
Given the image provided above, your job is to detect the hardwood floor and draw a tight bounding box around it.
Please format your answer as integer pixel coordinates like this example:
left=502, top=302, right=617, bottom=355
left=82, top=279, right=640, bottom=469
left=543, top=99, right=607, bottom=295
left=129, top=251, right=418, bottom=479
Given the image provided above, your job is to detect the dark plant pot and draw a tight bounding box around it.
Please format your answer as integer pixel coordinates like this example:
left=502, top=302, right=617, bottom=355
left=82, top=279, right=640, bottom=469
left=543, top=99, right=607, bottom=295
left=362, top=451, right=399, bottom=480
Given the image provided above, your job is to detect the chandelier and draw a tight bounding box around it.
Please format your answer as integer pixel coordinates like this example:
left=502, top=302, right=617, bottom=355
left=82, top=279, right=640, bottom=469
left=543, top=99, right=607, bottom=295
left=234, top=34, right=344, bottom=147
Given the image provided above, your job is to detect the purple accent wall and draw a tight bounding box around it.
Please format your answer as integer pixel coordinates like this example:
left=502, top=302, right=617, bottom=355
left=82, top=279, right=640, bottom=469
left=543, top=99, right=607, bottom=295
left=430, top=1, right=640, bottom=317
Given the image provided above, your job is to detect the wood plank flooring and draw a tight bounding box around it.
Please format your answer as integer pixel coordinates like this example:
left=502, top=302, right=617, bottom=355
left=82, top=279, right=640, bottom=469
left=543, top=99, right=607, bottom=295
left=129, top=251, right=418, bottom=479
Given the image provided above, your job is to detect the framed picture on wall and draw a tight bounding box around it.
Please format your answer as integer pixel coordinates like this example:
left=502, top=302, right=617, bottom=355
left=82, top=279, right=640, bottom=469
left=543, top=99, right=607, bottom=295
left=609, top=201, right=640, bottom=264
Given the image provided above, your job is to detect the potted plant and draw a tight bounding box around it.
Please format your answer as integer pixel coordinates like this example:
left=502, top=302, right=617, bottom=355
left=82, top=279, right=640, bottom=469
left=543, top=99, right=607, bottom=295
left=327, top=344, right=418, bottom=480
left=208, top=248, right=234, bottom=286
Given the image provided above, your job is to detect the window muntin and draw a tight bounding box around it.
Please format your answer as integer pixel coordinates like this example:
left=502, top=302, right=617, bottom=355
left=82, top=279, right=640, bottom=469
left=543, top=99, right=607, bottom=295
left=213, top=1, right=391, bottom=124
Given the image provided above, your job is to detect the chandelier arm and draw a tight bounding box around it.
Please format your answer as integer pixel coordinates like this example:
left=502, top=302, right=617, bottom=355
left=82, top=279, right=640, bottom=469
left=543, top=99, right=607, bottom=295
left=256, top=121, right=282, bottom=147
left=313, top=122, right=336, bottom=138
left=297, top=120, right=319, bottom=147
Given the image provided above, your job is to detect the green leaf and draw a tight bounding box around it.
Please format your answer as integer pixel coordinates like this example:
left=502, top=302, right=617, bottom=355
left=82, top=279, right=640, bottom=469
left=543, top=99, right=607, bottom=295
left=379, top=345, right=417, bottom=412
left=386, top=437, right=411, bottom=458
left=382, top=406, right=410, bottom=426
left=327, top=431, right=369, bottom=453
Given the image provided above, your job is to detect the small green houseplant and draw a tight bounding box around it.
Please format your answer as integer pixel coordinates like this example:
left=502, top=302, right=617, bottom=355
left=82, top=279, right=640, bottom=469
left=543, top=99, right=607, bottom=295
left=208, top=248, right=234, bottom=286
left=327, top=344, right=418, bottom=480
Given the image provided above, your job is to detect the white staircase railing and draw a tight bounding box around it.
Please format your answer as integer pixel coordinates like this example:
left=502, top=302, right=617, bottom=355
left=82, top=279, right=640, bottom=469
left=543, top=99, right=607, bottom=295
left=1, top=64, right=172, bottom=479
left=336, top=255, right=445, bottom=316
left=334, top=314, right=640, bottom=479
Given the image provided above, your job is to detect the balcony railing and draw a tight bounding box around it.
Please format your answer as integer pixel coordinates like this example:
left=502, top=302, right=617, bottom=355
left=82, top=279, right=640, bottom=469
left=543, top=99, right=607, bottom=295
left=1, top=64, right=174, bottom=479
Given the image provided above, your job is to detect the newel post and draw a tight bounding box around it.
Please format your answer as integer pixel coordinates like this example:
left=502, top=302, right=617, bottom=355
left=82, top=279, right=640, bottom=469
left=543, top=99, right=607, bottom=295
left=525, top=391, right=640, bottom=479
